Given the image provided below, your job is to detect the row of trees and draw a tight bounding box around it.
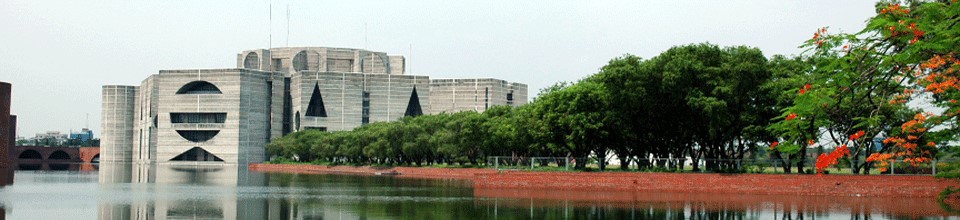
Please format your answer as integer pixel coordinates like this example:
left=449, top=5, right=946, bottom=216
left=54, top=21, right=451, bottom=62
left=269, top=0, right=960, bottom=174
left=268, top=43, right=805, bottom=171
left=268, top=110, right=517, bottom=166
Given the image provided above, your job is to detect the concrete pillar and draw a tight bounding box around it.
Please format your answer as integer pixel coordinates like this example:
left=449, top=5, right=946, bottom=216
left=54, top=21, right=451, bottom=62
left=101, top=85, right=138, bottom=163
left=0, top=82, right=12, bottom=188
left=8, top=115, right=15, bottom=164
left=0, top=81, right=10, bottom=169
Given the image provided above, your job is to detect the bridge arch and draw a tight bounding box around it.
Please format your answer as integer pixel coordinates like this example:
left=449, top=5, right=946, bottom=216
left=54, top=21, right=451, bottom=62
left=48, top=150, right=71, bottom=160
left=19, top=150, right=42, bottom=159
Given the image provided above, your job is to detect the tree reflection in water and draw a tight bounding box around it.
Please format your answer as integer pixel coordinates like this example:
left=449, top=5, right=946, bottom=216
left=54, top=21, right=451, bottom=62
left=84, top=163, right=960, bottom=219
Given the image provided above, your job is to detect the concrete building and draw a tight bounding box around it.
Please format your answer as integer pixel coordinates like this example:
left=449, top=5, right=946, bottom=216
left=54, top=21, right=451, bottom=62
left=112, top=69, right=285, bottom=165
left=290, top=72, right=429, bottom=131
left=429, top=78, right=528, bottom=113
left=101, top=85, right=137, bottom=163
left=102, top=46, right=526, bottom=165
left=69, top=128, right=94, bottom=142
left=35, top=131, right=68, bottom=140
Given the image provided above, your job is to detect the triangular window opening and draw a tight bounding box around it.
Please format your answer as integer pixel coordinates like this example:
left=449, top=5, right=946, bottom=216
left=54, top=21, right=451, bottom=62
left=170, top=147, right=224, bottom=162
left=404, top=87, right=423, bottom=117
left=305, top=83, right=328, bottom=117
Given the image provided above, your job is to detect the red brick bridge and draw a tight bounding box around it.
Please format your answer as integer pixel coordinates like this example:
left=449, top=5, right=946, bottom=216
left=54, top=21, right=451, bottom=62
left=14, top=146, right=99, bottom=170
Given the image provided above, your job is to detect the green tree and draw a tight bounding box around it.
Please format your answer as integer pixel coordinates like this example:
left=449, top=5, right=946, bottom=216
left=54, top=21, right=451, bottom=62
left=770, top=1, right=960, bottom=175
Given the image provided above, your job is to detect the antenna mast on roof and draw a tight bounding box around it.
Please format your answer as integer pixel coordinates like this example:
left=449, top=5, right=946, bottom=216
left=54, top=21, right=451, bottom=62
left=409, top=44, right=412, bottom=74
left=269, top=0, right=273, bottom=61
left=286, top=4, right=290, bottom=47
left=269, top=0, right=272, bottom=50
left=364, top=23, right=368, bottom=49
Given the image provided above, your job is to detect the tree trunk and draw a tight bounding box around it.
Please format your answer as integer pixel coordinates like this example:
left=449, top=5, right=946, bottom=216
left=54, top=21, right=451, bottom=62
left=797, top=141, right=807, bottom=174
left=638, top=157, right=651, bottom=170
left=575, top=159, right=587, bottom=170
left=690, top=150, right=701, bottom=172
left=656, top=157, right=667, bottom=168
left=775, top=153, right=792, bottom=174
left=618, top=155, right=630, bottom=171
left=677, top=158, right=685, bottom=171
left=851, top=145, right=862, bottom=175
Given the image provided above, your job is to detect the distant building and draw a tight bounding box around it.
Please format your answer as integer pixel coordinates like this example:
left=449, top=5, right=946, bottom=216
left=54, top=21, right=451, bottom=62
left=31, top=131, right=69, bottom=145
left=69, top=128, right=94, bottom=142
left=102, top=46, right=527, bottom=165
left=36, top=131, right=67, bottom=140
left=15, top=129, right=94, bottom=146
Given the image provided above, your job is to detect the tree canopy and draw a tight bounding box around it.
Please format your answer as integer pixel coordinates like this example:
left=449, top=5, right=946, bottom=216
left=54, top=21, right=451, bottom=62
left=268, top=0, right=960, bottom=175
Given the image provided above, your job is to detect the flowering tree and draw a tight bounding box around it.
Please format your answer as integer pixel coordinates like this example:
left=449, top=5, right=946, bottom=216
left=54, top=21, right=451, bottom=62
left=770, top=1, right=960, bottom=175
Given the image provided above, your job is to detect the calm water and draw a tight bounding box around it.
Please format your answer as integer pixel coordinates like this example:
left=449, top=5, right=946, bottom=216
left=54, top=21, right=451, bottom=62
left=0, top=164, right=957, bottom=219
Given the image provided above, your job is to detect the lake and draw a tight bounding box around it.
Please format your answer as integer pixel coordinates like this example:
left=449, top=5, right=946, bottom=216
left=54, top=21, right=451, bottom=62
left=0, top=163, right=956, bottom=219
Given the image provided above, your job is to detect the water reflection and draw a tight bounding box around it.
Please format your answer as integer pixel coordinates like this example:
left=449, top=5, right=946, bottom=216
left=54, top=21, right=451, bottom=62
left=0, top=167, right=11, bottom=220
left=14, top=162, right=96, bottom=171
left=0, top=167, right=12, bottom=187
left=98, top=163, right=262, bottom=220
left=474, top=189, right=957, bottom=219
left=0, top=163, right=956, bottom=219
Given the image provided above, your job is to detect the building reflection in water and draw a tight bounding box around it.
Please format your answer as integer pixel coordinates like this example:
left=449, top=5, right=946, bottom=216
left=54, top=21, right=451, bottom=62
left=0, top=167, right=12, bottom=187
left=96, top=162, right=375, bottom=220
left=0, top=168, right=10, bottom=220
left=93, top=163, right=956, bottom=219
left=97, top=162, right=268, bottom=220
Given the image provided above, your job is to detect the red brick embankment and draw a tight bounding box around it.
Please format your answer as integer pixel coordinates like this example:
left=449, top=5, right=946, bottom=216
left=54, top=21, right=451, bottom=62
left=249, top=164, right=960, bottom=197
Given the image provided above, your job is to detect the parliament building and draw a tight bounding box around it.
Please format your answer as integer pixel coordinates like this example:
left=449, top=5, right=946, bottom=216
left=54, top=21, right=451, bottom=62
left=101, top=47, right=526, bottom=164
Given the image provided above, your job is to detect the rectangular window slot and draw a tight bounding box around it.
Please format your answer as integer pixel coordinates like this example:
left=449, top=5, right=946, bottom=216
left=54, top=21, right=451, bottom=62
left=170, top=113, right=227, bottom=123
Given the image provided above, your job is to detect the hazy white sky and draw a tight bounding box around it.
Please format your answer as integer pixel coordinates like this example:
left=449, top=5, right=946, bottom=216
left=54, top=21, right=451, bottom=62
left=0, top=1, right=877, bottom=137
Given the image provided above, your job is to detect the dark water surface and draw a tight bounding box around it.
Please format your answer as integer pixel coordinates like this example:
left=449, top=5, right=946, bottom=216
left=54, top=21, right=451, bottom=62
left=0, top=163, right=957, bottom=219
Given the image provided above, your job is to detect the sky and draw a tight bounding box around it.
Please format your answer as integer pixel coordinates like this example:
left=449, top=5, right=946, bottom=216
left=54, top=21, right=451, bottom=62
left=0, top=1, right=878, bottom=137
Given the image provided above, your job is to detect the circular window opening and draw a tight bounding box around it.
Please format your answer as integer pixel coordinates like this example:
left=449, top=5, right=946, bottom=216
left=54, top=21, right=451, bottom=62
left=244, top=52, right=260, bottom=69
left=293, top=51, right=308, bottom=72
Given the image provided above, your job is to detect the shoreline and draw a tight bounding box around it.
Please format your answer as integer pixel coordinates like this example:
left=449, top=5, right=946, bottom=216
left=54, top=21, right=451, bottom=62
left=248, top=163, right=496, bottom=180
left=248, top=163, right=960, bottom=198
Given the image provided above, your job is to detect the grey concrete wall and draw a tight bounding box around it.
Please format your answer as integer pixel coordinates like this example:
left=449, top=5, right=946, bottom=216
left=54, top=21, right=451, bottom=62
left=388, top=56, right=405, bottom=75
left=237, top=49, right=271, bottom=72
left=291, top=71, right=429, bottom=132
left=429, top=78, right=528, bottom=113
left=267, top=73, right=286, bottom=141
left=102, top=85, right=138, bottom=163
left=157, top=69, right=240, bottom=163
left=237, top=47, right=405, bottom=76
left=133, top=75, right=159, bottom=164
left=154, top=69, right=279, bottom=164
left=237, top=70, right=283, bottom=164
